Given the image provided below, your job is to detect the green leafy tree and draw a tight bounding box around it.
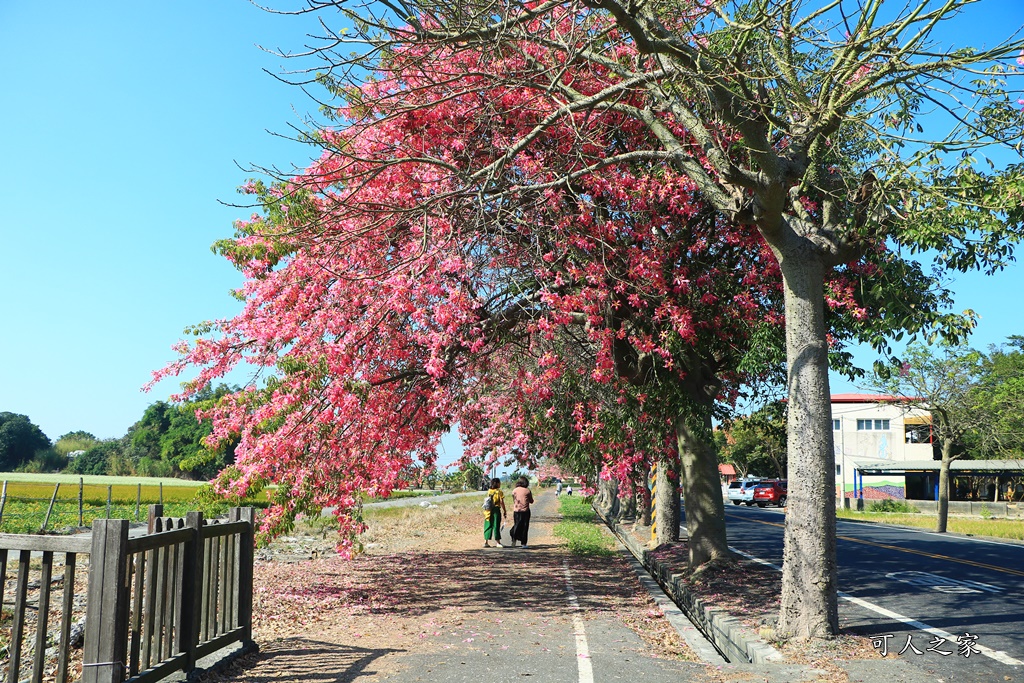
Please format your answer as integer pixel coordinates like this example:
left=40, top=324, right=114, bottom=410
left=454, top=462, right=486, bottom=491
left=505, top=469, right=529, bottom=485
left=968, top=337, right=1024, bottom=458
left=54, top=430, right=100, bottom=456
left=720, top=402, right=788, bottom=479
left=870, top=342, right=988, bottom=533
left=0, top=412, right=51, bottom=471
left=66, top=440, right=122, bottom=476
left=128, top=386, right=238, bottom=480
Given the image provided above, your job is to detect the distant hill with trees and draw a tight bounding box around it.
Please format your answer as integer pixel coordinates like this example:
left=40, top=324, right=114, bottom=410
left=3, top=385, right=237, bottom=480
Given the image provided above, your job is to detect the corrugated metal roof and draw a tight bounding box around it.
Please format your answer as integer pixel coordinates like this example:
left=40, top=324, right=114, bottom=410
left=856, top=459, right=1024, bottom=473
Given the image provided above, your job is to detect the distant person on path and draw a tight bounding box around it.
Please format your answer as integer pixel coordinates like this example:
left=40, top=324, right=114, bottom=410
left=566, top=485, right=573, bottom=496
left=483, top=478, right=507, bottom=547
left=556, top=481, right=563, bottom=496
left=509, top=477, right=535, bottom=548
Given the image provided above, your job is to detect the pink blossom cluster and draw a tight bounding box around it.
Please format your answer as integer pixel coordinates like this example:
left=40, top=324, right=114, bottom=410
left=151, top=10, right=900, bottom=549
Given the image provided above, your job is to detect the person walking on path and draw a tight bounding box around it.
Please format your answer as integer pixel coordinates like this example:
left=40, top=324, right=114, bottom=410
left=509, top=477, right=535, bottom=548
left=483, top=478, right=507, bottom=547
left=556, top=481, right=563, bottom=496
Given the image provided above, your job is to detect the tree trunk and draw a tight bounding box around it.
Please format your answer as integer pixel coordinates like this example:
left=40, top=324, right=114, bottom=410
left=638, top=468, right=652, bottom=527
left=936, top=440, right=954, bottom=533
left=654, top=453, right=680, bottom=546
left=595, top=477, right=619, bottom=519
left=676, top=415, right=730, bottom=566
left=775, top=249, right=839, bottom=639
left=618, top=483, right=637, bottom=521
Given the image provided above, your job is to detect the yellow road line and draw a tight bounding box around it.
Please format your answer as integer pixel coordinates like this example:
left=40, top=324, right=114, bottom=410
left=728, top=513, right=1024, bottom=578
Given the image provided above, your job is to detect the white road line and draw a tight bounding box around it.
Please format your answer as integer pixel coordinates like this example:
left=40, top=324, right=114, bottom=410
left=730, top=548, right=781, bottom=572
left=838, top=593, right=1023, bottom=666
left=563, top=560, right=595, bottom=683
left=729, top=547, right=1023, bottom=667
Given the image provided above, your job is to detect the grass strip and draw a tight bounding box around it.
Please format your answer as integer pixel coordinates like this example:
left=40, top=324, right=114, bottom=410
left=554, top=495, right=615, bottom=557
left=836, top=508, right=1024, bottom=540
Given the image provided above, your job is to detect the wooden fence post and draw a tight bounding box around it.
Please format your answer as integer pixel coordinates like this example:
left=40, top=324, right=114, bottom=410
left=135, top=483, right=142, bottom=521
left=9, top=549, right=31, bottom=682
left=79, top=478, right=84, bottom=527
left=148, top=503, right=164, bottom=535
left=83, top=519, right=130, bottom=683
left=180, top=511, right=204, bottom=672
left=0, top=480, right=7, bottom=526
left=106, top=485, right=112, bottom=518
left=41, top=482, right=60, bottom=531
left=230, top=507, right=256, bottom=643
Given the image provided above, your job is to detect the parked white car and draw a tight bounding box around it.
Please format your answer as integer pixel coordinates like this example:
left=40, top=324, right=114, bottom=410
left=726, top=479, right=762, bottom=506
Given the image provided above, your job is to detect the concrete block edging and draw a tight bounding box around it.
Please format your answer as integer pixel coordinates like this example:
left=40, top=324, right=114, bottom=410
left=598, top=512, right=783, bottom=665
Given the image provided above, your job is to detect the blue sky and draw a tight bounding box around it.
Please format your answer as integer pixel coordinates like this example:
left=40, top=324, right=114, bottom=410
left=0, top=1, right=1021, bottom=467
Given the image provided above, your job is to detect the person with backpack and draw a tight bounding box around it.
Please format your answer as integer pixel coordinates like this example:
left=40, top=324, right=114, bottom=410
left=483, top=478, right=507, bottom=547
left=509, top=477, right=535, bottom=548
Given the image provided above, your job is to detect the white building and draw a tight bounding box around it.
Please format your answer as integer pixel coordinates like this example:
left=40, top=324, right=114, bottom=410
left=831, top=394, right=934, bottom=501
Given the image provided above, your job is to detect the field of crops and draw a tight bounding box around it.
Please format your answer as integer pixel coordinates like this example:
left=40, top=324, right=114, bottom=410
left=0, top=473, right=261, bottom=534
left=0, top=472, right=456, bottom=534
left=0, top=471, right=209, bottom=486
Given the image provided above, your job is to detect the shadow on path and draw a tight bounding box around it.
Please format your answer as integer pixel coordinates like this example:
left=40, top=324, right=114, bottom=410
left=207, top=491, right=689, bottom=682
left=202, top=638, right=401, bottom=683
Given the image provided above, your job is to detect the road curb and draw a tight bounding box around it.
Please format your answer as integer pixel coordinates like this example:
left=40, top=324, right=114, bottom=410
left=597, top=510, right=783, bottom=665
left=614, top=540, right=728, bottom=664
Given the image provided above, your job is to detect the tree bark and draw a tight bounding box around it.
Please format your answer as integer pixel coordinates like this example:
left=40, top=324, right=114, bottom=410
left=936, top=440, right=954, bottom=533
left=638, top=467, right=652, bottom=527
left=774, top=247, right=840, bottom=639
left=676, top=415, right=731, bottom=566
left=618, top=482, right=636, bottom=521
left=595, top=477, right=619, bottom=520
left=654, top=453, right=680, bottom=546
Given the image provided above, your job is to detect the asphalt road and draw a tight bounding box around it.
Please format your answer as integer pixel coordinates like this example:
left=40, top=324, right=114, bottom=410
left=722, top=503, right=1024, bottom=683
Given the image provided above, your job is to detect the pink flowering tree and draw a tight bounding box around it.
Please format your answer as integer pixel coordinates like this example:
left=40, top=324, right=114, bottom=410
left=244, top=0, right=1024, bottom=638
left=160, top=0, right=1024, bottom=637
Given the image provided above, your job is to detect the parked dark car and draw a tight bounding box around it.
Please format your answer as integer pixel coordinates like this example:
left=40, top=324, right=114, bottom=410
left=752, top=480, right=788, bottom=507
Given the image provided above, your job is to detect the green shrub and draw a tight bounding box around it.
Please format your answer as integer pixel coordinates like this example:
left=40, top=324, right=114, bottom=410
left=14, top=448, right=68, bottom=473
left=186, top=484, right=270, bottom=518
left=868, top=499, right=919, bottom=513
left=136, top=457, right=173, bottom=478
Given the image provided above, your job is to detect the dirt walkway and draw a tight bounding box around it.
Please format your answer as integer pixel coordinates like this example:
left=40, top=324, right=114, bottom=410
left=199, top=490, right=711, bottom=682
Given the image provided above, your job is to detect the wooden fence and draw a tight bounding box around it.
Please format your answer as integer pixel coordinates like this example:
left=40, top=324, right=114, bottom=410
left=0, top=479, right=170, bottom=533
left=1, top=506, right=256, bottom=683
